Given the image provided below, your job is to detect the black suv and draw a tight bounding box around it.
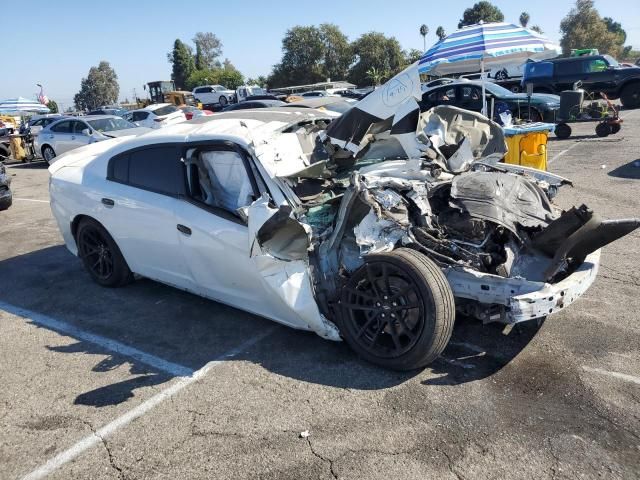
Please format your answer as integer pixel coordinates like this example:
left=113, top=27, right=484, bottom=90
left=523, top=55, right=640, bottom=108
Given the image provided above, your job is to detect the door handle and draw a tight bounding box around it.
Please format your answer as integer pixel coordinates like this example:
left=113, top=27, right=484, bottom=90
left=101, top=198, right=114, bottom=207
left=177, top=224, right=191, bottom=235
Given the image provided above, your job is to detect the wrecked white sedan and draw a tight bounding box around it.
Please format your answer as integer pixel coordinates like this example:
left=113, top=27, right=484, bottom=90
left=49, top=95, right=638, bottom=370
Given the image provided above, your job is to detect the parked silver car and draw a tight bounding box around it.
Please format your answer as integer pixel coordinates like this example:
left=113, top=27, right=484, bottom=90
left=35, top=115, right=151, bottom=164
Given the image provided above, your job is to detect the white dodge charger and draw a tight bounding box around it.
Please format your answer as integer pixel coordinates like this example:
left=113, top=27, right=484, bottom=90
left=49, top=101, right=638, bottom=370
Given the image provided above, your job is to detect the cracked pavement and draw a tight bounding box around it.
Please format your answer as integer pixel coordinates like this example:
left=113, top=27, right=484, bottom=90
left=1, top=109, right=639, bottom=479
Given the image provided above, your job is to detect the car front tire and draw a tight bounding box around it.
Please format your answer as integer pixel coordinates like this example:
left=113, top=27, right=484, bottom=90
left=219, top=96, right=228, bottom=106
left=76, top=218, right=133, bottom=287
left=42, top=145, right=56, bottom=164
left=339, top=248, right=455, bottom=370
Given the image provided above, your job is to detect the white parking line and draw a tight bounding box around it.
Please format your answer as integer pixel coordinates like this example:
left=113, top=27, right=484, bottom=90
left=582, top=366, right=640, bottom=386
left=21, top=326, right=275, bottom=480
left=549, top=141, right=580, bottom=164
left=0, top=301, right=193, bottom=377
left=12, top=198, right=50, bottom=203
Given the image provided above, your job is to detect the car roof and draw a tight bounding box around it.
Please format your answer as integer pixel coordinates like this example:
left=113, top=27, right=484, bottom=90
left=138, top=103, right=172, bottom=112
left=83, top=115, right=125, bottom=121
left=547, top=55, right=603, bottom=64
left=284, top=97, right=351, bottom=109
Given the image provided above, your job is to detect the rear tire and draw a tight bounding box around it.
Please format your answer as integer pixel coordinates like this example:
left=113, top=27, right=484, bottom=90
left=555, top=123, right=572, bottom=139
left=339, top=248, right=455, bottom=370
left=76, top=218, right=133, bottom=287
left=620, top=84, right=640, bottom=109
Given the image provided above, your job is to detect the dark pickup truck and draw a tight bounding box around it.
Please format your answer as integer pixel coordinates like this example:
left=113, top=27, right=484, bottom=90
left=523, top=55, right=640, bottom=108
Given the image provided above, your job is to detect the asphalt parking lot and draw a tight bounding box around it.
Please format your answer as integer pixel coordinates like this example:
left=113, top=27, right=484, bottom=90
left=1, top=112, right=639, bottom=480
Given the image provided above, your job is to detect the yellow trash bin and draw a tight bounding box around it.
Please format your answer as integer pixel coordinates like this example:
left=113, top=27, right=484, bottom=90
left=502, top=124, right=555, bottom=171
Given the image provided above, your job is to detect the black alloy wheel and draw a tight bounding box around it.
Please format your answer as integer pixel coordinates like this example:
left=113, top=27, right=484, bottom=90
left=76, top=218, right=132, bottom=287
left=339, top=249, right=455, bottom=370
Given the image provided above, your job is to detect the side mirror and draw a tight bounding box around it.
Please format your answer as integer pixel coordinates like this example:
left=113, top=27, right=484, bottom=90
left=81, top=128, right=91, bottom=136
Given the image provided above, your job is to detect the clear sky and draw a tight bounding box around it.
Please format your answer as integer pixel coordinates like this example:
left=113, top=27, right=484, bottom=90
left=3, top=0, right=639, bottom=110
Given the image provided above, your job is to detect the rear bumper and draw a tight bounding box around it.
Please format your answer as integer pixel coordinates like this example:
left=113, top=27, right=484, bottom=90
left=446, top=250, right=600, bottom=323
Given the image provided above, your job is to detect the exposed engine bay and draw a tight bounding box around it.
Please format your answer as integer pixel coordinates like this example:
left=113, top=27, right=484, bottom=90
left=260, top=105, right=639, bottom=326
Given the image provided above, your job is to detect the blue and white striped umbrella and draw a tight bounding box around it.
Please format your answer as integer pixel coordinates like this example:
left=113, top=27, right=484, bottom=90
left=0, top=96, right=50, bottom=114
left=418, top=22, right=561, bottom=76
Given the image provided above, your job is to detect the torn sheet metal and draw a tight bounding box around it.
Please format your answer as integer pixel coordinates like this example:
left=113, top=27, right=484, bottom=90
left=323, top=64, right=423, bottom=155
left=247, top=194, right=340, bottom=340
left=419, top=105, right=507, bottom=160
left=353, top=209, right=406, bottom=255
left=449, top=171, right=555, bottom=235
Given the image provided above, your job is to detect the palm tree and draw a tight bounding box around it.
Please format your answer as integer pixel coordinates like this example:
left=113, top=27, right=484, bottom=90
left=419, top=24, right=429, bottom=51
left=436, top=26, right=446, bottom=41
left=366, top=67, right=384, bottom=87
left=519, top=12, right=530, bottom=28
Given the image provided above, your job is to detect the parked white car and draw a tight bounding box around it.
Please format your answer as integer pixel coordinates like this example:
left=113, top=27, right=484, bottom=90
left=48, top=103, right=638, bottom=370
left=28, top=114, right=63, bottom=136
left=35, top=115, right=151, bottom=164
left=130, top=104, right=186, bottom=129
left=192, top=85, right=236, bottom=107
left=235, top=85, right=268, bottom=103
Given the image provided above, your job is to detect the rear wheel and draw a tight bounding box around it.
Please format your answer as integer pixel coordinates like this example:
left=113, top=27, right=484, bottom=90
left=595, top=122, right=611, bottom=137
left=42, top=145, right=56, bottom=164
left=339, top=248, right=455, bottom=370
left=620, top=84, right=640, bottom=109
left=76, top=218, right=133, bottom=287
left=218, top=95, right=228, bottom=106
left=555, top=123, right=572, bottom=139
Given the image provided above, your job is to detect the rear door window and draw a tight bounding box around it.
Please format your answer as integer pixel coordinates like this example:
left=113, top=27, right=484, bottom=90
left=50, top=120, right=72, bottom=133
left=132, top=111, right=149, bottom=122
left=152, top=105, right=178, bottom=116
left=108, top=146, right=185, bottom=196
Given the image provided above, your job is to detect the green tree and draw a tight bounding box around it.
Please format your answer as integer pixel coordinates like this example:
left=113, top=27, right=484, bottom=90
left=404, top=48, right=423, bottom=65
left=268, top=24, right=352, bottom=87
left=458, top=2, right=504, bottom=28
left=74, top=61, right=119, bottom=110
left=269, top=26, right=325, bottom=87
left=319, top=23, right=353, bottom=81
left=519, top=12, right=530, bottom=28
left=348, top=32, right=404, bottom=87
left=436, top=26, right=446, bottom=41
left=46, top=100, right=58, bottom=113
left=560, top=0, right=623, bottom=57
left=246, top=76, right=268, bottom=87
left=193, top=32, right=223, bottom=70
left=419, top=24, right=428, bottom=51
left=185, top=69, right=218, bottom=91
left=531, top=25, right=544, bottom=34
left=219, top=59, right=244, bottom=89
left=168, top=39, right=195, bottom=89
left=603, top=17, right=626, bottom=45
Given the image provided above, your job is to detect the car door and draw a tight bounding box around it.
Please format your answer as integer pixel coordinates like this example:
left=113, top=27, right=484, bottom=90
left=99, top=145, right=195, bottom=289
left=582, top=57, right=617, bottom=93
left=173, top=145, right=309, bottom=324
left=46, top=120, right=74, bottom=154
left=132, top=111, right=150, bottom=128
left=67, top=120, right=93, bottom=151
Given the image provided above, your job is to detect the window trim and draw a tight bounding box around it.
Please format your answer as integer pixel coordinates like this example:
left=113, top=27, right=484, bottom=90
left=106, top=143, right=188, bottom=198
left=106, top=140, right=272, bottom=219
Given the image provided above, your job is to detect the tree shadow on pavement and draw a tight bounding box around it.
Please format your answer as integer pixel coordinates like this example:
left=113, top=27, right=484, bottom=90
left=608, top=160, right=640, bottom=179
left=0, top=245, right=541, bottom=406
